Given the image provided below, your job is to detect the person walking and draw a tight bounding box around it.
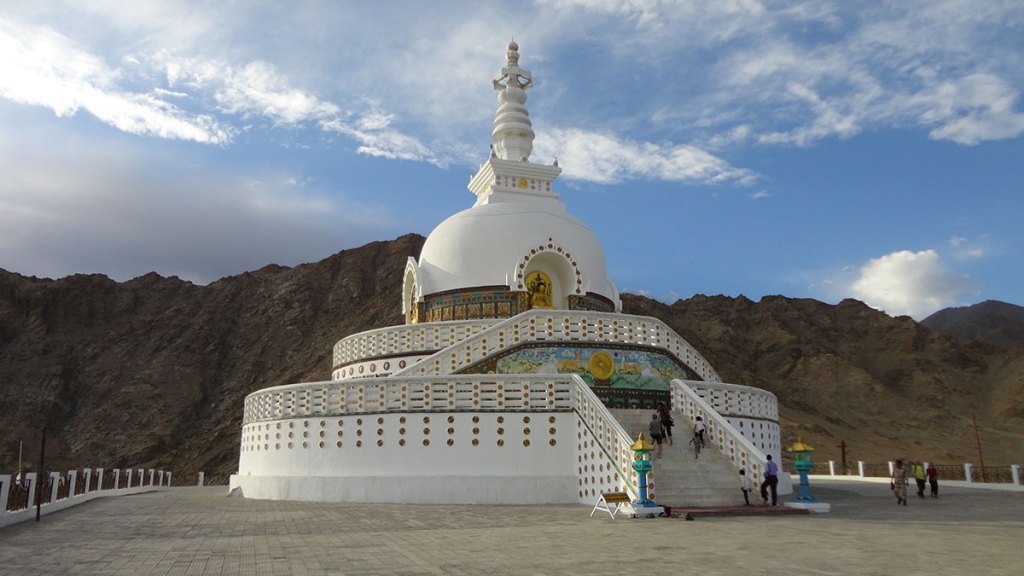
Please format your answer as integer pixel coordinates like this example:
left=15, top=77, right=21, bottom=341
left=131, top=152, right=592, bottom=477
left=740, top=469, right=752, bottom=506
left=891, top=459, right=908, bottom=506
left=912, top=461, right=927, bottom=498
left=760, top=454, right=779, bottom=506
left=648, top=412, right=665, bottom=459
left=927, top=462, right=939, bottom=498
left=656, top=403, right=674, bottom=447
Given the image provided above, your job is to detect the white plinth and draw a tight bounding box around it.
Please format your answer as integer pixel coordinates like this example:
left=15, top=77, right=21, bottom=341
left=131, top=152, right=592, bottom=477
left=630, top=505, right=665, bottom=518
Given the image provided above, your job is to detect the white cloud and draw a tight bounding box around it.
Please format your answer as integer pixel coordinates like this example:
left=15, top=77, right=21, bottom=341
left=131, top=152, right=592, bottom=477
left=0, top=120, right=395, bottom=284
left=948, top=235, right=988, bottom=260
left=535, top=128, right=756, bottom=185
left=0, top=17, right=232, bottom=144
left=749, top=190, right=772, bottom=200
left=849, top=249, right=973, bottom=319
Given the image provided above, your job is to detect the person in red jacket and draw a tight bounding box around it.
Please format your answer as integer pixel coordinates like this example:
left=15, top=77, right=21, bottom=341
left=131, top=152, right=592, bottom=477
left=927, top=462, right=939, bottom=498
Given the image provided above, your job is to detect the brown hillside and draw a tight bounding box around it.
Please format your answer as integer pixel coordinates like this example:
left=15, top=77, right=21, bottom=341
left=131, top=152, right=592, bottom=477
left=623, top=294, right=1024, bottom=467
left=1, top=235, right=1020, bottom=478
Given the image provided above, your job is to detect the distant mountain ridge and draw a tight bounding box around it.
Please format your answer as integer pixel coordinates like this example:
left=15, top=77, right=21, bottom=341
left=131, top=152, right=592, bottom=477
left=922, top=300, right=1024, bottom=349
left=1, top=235, right=1021, bottom=477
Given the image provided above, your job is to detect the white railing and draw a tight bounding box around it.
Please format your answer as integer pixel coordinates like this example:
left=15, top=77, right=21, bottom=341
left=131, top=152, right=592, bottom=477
left=683, top=380, right=778, bottom=420
left=241, top=374, right=645, bottom=503
left=392, top=309, right=721, bottom=382
left=572, top=375, right=646, bottom=502
left=671, top=379, right=769, bottom=490
left=1, top=468, right=172, bottom=528
left=243, top=374, right=576, bottom=424
left=332, top=319, right=499, bottom=368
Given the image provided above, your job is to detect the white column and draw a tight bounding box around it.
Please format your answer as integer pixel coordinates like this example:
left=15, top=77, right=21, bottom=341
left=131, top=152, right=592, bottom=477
left=887, top=461, right=894, bottom=476
left=113, top=468, right=120, bottom=489
left=83, top=468, right=92, bottom=493
left=68, top=470, right=78, bottom=497
left=126, top=468, right=132, bottom=488
left=1012, top=465, right=1021, bottom=486
left=49, top=472, right=60, bottom=503
left=96, top=468, right=104, bottom=491
left=964, top=463, right=974, bottom=483
left=137, top=469, right=144, bottom=486
left=0, top=474, right=11, bottom=516
left=25, top=473, right=37, bottom=508
left=157, top=471, right=164, bottom=486
left=828, top=460, right=835, bottom=476
left=198, top=472, right=205, bottom=487
left=858, top=461, right=865, bottom=477
left=166, top=472, right=172, bottom=486
left=148, top=469, right=155, bottom=486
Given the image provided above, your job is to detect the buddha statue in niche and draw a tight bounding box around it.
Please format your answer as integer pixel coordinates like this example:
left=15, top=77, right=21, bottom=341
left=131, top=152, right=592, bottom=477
left=526, top=271, right=554, bottom=309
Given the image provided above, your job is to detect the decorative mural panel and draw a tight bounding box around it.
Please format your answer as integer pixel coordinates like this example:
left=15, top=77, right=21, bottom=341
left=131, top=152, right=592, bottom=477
left=422, top=288, right=521, bottom=322
left=462, top=343, right=694, bottom=409
left=567, top=293, right=614, bottom=313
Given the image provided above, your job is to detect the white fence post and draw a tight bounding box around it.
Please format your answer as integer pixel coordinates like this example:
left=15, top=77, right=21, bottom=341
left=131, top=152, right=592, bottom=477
left=964, top=463, right=974, bottom=483
left=858, top=461, right=865, bottom=477
left=49, top=472, right=60, bottom=502
left=96, top=468, right=104, bottom=491
left=828, top=460, right=835, bottom=476
left=198, top=472, right=205, bottom=487
left=138, top=469, right=144, bottom=486
left=887, top=461, right=894, bottom=476
left=0, top=474, right=11, bottom=515
left=166, top=472, right=172, bottom=487
left=67, top=470, right=78, bottom=497
left=148, top=469, right=155, bottom=486
left=1012, top=465, right=1021, bottom=486
left=113, top=468, right=120, bottom=489
left=83, top=468, right=92, bottom=493
left=25, top=473, right=37, bottom=508
left=126, top=468, right=133, bottom=488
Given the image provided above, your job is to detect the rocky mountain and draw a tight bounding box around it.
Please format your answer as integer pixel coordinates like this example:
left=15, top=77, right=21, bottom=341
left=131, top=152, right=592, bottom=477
left=1, top=234, right=1021, bottom=478
left=921, top=300, right=1024, bottom=349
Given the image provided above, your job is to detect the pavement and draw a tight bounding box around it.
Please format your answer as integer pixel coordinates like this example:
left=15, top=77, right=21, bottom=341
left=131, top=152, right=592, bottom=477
left=0, top=478, right=1021, bottom=575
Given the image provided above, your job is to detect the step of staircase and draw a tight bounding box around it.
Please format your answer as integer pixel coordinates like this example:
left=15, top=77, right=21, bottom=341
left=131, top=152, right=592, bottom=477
left=609, top=409, right=745, bottom=507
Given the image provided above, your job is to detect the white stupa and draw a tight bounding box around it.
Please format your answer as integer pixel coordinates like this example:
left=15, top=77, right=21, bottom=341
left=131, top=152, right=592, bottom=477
left=232, top=43, right=787, bottom=506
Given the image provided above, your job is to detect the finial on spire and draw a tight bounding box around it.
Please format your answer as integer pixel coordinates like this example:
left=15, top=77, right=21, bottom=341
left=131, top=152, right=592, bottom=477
left=491, top=41, right=535, bottom=162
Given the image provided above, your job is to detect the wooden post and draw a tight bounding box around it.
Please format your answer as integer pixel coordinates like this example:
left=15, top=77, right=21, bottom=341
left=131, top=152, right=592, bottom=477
left=972, top=411, right=986, bottom=482
left=35, top=429, right=46, bottom=522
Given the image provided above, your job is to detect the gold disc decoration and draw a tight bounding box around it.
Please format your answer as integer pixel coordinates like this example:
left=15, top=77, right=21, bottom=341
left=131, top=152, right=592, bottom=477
left=517, top=177, right=529, bottom=189
left=587, top=351, right=615, bottom=380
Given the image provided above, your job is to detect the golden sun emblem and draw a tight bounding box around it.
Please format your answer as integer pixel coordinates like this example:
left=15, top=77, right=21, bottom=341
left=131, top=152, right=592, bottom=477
left=517, top=177, right=529, bottom=189
left=587, top=351, right=615, bottom=380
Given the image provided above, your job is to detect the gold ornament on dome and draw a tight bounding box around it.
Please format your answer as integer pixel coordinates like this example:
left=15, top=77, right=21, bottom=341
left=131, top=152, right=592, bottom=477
left=517, top=177, right=529, bottom=189
left=525, top=271, right=554, bottom=309
left=588, top=350, right=615, bottom=380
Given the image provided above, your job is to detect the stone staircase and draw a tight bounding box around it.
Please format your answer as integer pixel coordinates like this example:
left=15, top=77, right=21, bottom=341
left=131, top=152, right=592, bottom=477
left=610, top=409, right=744, bottom=507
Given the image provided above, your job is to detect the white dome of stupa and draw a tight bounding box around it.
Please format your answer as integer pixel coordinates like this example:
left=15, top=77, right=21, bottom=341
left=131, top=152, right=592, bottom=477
left=403, top=42, right=621, bottom=321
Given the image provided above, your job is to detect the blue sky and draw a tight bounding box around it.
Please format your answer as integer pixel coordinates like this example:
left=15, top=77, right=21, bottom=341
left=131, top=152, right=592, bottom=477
left=1, top=1, right=1022, bottom=320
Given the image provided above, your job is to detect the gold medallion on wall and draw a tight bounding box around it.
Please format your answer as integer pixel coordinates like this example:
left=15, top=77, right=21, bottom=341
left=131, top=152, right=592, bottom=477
left=587, top=350, right=615, bottom=384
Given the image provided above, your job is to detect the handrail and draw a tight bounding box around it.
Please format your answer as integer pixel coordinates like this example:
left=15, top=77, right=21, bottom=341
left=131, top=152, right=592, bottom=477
left=332, top=319, right=500, bottom=368
left=243, top=374, right=576, bottom=424
left=570, top=375, right=645, bottom=502
left=671, top=379, right=768, bottom=489
left=392, top=309, right=721, bottom=382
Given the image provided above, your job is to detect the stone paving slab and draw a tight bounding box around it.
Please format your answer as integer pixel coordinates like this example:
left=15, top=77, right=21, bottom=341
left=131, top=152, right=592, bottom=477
left=0, top=480, right=1021, bottom=575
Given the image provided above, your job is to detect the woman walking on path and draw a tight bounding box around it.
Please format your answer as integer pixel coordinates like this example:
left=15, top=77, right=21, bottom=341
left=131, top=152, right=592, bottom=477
left=891, top=459, right=908, bottom=506
left=927, top=462, right=939, bottom=498
left=648, top=413, right=665, bottom=459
